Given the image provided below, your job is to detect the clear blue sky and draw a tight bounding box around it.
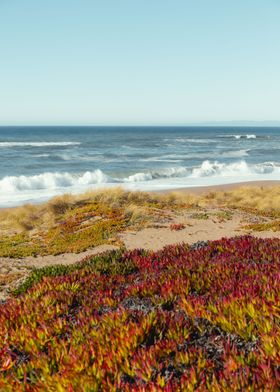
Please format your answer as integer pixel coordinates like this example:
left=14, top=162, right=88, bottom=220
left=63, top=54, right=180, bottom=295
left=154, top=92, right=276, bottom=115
left=0, top=0, right=279, bottom=125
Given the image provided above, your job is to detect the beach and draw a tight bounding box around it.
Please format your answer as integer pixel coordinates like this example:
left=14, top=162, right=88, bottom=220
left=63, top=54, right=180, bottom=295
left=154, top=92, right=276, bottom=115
left=165, top=179, right=280, bottom=194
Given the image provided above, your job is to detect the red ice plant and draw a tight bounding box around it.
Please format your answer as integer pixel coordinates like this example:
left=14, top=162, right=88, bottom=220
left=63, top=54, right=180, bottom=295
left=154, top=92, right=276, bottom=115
left=0, top=236, right=279, bottom=391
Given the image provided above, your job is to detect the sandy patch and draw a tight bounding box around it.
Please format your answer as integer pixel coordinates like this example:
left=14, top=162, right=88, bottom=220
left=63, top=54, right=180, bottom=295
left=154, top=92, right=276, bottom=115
left=120, top=207, right=280, bottom=251
left=0, top=244, right=118, bottom=301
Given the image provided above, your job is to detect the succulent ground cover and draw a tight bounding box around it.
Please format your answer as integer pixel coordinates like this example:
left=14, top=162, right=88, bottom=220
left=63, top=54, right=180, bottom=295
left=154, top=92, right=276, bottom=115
left=0, top=236, right=279, bottom=391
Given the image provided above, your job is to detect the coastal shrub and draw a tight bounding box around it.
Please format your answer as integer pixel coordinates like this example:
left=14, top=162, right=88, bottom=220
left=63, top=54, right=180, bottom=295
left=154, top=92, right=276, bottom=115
left=0, top=236, right=279, bottom=390
left=243, top=219, right=280, bottom=232
left=0, top=189, right=193, bottom=258
left=190, top=212, right=209, bottom=220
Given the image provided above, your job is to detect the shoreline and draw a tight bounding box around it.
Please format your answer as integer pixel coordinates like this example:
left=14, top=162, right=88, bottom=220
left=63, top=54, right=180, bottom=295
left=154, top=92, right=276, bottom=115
left=1, top=180, right=280, bottom=211
left=160, top=180, right=280, bottom=195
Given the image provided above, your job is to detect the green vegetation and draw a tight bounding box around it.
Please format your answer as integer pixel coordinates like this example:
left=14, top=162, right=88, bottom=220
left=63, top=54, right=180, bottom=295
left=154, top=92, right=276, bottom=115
left=213, top=210, right=233, bottom=221
left=190, top=212, right=209, bottom=220
left=244, top=219, right=280, bottom=232
left=0, top=189, right=193, bottom=257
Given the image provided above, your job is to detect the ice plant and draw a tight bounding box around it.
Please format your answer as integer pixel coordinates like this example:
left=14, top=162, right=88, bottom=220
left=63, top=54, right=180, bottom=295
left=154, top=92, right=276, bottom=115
left=0, top=236, right=279, bottom=390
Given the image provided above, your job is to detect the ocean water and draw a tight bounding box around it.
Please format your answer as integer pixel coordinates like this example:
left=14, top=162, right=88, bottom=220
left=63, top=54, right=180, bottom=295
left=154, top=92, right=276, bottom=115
left=0, top=126, right=280, bottom=207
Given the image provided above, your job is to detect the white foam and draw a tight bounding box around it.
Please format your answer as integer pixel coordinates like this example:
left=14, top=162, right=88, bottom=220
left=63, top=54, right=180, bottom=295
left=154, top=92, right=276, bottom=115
left=125, top=172, right=153, bottom=182
left=139, top=156, right=184, bottom=163
left=0, top=142, right=81, bottom=147
left=1, top=161, right=280, bottom=207
left=33, top=153, right=50, bottom=158
left=0, top=170, right=114, bottom=194
left=184, top=138, right=215, bottom=143
left=164, top=138, right=215, bottom=144
left=220, top=134, right=257, bottom=140
left=140, top=150, right=249, bottom=162
left=152, top=167, right=189, bottom=178
left=190, top=160, right=250, bottom=178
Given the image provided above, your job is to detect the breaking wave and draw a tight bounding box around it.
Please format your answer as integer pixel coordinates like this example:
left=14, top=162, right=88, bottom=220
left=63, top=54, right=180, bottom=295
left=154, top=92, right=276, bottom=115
left=0, top=141, right=81, bottom=147
left=1, top=160, right=280, bottom=199
left=220, top=134, right=257, bottom=140
left=0, top=170, right=114, bottom=193
left=234, top=134, right=256, bottom=139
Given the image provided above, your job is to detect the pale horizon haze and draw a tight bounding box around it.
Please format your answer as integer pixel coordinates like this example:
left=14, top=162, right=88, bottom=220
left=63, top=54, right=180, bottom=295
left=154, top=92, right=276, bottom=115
left=0, top=0, right=279, bottom=125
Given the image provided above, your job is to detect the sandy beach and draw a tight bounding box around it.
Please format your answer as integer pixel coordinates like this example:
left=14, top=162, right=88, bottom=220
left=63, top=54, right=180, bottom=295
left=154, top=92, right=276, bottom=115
left=159, top=180, right=280, bottom=195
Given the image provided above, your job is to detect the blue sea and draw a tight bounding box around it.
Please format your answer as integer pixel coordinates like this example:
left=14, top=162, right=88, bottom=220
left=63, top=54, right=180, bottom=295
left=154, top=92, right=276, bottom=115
left=0, top=126, right=280, bottom=207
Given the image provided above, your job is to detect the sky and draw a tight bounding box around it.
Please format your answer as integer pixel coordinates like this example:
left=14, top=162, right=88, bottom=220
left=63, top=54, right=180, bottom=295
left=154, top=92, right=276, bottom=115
left=0, top=0, right=279, bottom=125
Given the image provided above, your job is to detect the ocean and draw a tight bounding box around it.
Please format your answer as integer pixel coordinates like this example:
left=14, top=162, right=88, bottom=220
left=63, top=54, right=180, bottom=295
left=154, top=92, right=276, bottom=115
left=0, top=126, right=280, bottom=207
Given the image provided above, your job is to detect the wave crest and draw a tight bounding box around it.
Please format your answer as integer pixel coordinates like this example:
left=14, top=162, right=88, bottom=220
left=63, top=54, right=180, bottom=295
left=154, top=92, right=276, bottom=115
left=0, top=142, right=81, bottom=148
left=1, top=161, right=280, bottom=194
left=220, top=134, right=257, bottom=140
left=0, top=170, right=113, bottom=193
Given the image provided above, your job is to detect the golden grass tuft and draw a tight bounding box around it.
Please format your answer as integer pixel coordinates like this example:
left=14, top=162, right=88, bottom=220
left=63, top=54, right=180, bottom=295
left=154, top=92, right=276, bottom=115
left=198, top=186, right=280, bottom=216
left=46, top=194, right=75, bottom=215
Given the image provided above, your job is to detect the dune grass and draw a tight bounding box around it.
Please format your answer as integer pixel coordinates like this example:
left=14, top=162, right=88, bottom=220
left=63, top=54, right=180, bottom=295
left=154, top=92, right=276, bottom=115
left=200, top=185, right=280, bottom=217
left=198, top=185, right=280, bottom=231
left=1, top=185, right=280, bottom=258
left=0, top=188, right=194, bottom=257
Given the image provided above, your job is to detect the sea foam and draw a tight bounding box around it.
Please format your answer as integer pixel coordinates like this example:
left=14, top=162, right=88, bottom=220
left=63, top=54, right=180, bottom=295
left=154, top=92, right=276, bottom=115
left=0, top=142, right=81, bottom=147
left=219, top=134, right=257, bottom=140
left=1, top=161, right=279, bottom=197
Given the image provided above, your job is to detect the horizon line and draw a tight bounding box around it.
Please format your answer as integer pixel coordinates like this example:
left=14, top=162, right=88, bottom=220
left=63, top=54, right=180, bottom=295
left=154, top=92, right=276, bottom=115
left=1, top=121, right=280, bottom=127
